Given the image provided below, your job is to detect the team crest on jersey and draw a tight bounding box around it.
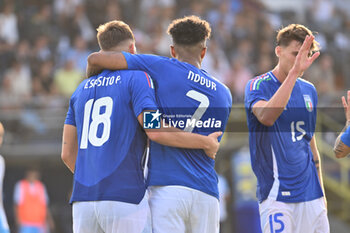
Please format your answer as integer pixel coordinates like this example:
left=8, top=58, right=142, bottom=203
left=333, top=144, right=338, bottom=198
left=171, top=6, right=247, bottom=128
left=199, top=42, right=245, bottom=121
left=303, top=95, right=313, bottom=112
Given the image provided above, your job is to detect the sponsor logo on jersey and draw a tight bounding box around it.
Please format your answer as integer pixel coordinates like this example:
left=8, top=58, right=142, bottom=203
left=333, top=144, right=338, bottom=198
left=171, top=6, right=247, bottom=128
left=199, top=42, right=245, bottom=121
left=281, top=191, right=291, bottom=196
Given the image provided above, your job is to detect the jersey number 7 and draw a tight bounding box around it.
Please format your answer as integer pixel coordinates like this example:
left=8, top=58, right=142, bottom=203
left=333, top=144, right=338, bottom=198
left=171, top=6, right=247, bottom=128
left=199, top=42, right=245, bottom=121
left=184, top=90, right=209, bottom=132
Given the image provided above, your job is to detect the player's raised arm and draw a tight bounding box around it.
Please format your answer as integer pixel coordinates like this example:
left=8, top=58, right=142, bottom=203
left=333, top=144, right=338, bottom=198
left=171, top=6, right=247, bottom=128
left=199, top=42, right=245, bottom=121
left=136, top=113, right=221, bottom=159
left=252, top=35, right=320, bottom=126
left=334, top=90, right=350, bottom=158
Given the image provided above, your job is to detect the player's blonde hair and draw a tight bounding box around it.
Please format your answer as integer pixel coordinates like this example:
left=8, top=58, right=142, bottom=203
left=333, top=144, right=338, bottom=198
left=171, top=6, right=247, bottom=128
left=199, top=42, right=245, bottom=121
left=97, top=20, right=135, bottom=51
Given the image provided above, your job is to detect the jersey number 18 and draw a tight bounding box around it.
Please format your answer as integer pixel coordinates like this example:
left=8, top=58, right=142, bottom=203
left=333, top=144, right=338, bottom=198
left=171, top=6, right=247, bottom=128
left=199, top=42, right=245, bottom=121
left=80, top=97, right=113, bottom=149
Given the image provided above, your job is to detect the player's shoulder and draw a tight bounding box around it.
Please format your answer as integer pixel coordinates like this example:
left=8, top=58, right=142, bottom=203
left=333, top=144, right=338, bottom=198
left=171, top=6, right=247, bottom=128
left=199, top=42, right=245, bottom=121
left=128, top=52, right=169, bottom=65
left=124, top=69, right=148, bottom=77
left=246, top=72, right=275, bottom=91
left=202, top=69, right=232, bottom=98
left=297, top=78, right=317, bottom=96
left=125, top=70, right=151, bottom=81
left=71, top=78, right=89, bottom=99
left=297, top=78, right=316, bottom=89
left=125, top=70, right=154, bottom=88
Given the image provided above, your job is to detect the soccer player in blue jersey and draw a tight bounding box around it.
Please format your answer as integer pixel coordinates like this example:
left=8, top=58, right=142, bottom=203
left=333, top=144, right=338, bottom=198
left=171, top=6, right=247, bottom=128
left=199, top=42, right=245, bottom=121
left=61, top=20, right=222, bottom=233
left=334, top=90, right=350, bottom=158
left=245, top=24, right=330, bottom=233
left=87, top=16, right=232, bottom=233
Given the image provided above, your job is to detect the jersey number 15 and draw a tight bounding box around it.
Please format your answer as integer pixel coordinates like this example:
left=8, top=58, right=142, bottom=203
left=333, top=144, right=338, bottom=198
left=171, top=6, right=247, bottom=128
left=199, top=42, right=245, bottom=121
left=291, top=121, right=306, bottom=142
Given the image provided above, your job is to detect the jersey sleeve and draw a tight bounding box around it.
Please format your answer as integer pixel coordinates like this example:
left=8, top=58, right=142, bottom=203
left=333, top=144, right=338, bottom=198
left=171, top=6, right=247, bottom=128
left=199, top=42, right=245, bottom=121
left=341, top=126, right=350, bottom=147
left=129, top=71, right=158, bottom=117
left=244, top=78, right=269, bottom=112
left=122, top=52, right=163, bottom=81
left=64, top=96, right=76, bottom=126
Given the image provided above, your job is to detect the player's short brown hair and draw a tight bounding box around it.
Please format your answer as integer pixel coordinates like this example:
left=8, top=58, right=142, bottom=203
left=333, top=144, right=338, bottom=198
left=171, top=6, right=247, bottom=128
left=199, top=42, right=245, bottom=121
left=276, top=24, right=320, bottom=53
left=167, top=15, right=211, bottom=46
left=97, top=20, right=135, bottom=51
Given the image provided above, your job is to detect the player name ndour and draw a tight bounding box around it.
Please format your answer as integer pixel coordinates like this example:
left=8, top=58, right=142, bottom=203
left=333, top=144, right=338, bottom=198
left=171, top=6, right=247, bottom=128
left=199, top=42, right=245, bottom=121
left=187, top=71, right=216, bottom=91
left=84, top=75, right=121, bottom=89
left=162, top=118, right=221, bottom=129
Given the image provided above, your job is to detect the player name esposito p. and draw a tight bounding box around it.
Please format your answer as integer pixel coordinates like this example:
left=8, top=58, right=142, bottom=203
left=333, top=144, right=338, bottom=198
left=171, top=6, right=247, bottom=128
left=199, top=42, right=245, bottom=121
left=84, top=75, right=121, bottom=89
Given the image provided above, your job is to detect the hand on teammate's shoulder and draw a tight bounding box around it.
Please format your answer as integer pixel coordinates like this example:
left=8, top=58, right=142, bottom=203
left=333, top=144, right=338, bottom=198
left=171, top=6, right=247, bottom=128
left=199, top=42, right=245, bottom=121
left=204, top=131, right=222, bottom=159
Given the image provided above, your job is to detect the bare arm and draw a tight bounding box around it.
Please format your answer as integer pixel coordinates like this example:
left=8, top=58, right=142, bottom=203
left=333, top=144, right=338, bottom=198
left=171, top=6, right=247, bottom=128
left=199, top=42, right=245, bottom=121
left=252, top=70, right=300, bottom=126
left=310, top=136, right=326, bottom=200
left=252, top=35, right=320, bottom=126
left=334, top=91, right=350, bottom=158
left=137, top=113, right=221, bottom=159
left=61, top=124, right=78, bottom=173
left=87, top=51, right=128, bottom=77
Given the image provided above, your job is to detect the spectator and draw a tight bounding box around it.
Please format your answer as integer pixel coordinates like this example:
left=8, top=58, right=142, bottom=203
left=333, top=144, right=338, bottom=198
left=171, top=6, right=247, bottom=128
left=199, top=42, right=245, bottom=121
left=225, top=56, right=253, bottom=102
left=306, top=53, right=337, bottom=106
left=32, top=60, right=56, bottom=97
left=0, top=122, right=9, bottom=233
left=54, top=0, right=82, bottom=22
left=28, top=4, right=53, bottom=41
left=13, top=168, right=55, bottom=233
left=54, top=59, right=82, bottom=98
left=202, top=39, right=230, bottom=83
left=16, top=40, right=32, bottom=64
left=1, top=59, right=32, bottom=108
left=0, top=2, right=18, bottom=46
left=71, top=4, right=94, bottom=42
left=65, top=36, right=91, bottom=73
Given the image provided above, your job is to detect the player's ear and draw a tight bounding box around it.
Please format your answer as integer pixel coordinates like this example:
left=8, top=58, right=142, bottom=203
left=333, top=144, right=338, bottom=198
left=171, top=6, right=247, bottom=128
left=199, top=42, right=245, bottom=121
left=275, top=46, right=281, bottom=57
left=170, top=45, right=176, bottom=58
left=129, top=42, right=136, bottom=54
left=200, top=47, right=207, bottom=60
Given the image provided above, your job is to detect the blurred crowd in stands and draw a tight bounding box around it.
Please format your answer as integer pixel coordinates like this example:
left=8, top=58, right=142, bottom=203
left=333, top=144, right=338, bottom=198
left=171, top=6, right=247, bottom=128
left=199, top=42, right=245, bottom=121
left=0, top=0, right=349, bottom=109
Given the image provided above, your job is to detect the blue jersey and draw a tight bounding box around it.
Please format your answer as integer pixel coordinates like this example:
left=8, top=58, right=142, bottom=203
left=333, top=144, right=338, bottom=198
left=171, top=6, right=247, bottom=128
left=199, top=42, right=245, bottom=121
left=341, top=126, right=350, bottom=147
left=65, top=69, right=157, bottom=204
left=122, top=52, right=232, bottom=199
left=244, top=71, right=323, bottom=203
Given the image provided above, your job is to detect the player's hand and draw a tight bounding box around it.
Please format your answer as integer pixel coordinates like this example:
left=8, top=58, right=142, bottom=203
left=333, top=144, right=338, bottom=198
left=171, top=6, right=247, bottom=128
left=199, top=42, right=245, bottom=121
left=292, top=35, right=320, bottom=77
left=204, top=131, right=222, bottom=159
left=342, top=90, right=350, bottom=123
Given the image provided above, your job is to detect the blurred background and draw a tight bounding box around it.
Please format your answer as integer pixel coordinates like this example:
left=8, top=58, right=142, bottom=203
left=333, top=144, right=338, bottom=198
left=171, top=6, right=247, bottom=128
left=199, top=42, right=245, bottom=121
left=0, top=0, right=350, bottom=232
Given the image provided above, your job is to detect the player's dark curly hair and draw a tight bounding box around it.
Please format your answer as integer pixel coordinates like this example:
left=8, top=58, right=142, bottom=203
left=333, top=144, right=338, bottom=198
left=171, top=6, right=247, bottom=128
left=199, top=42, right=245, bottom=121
left=97, top=20, right=135, bottom=51
left=277, top=24, right=320, bottom=53
left=167, top=15, right=211, bottom=45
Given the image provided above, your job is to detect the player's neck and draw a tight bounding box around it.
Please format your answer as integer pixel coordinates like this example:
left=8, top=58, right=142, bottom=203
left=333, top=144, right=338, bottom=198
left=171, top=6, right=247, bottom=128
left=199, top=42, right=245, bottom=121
left=271, top=65, right=287, bottom=83
left=177, top=57, right=201, bottom=69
